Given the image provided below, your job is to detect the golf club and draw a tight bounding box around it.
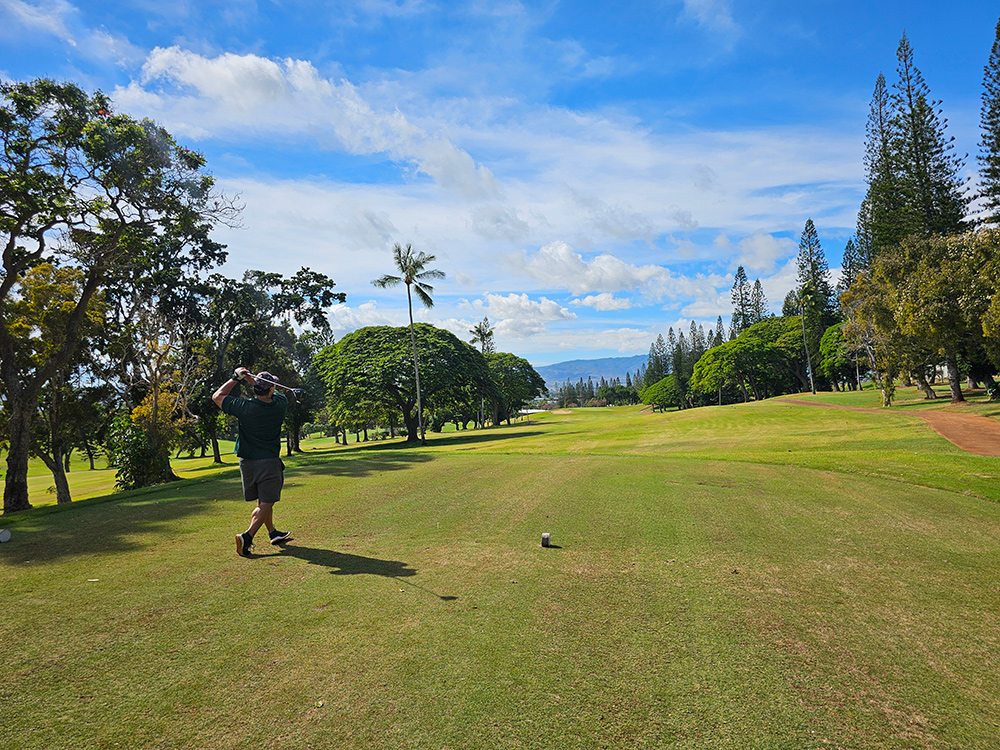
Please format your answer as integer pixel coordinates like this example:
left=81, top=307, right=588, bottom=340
left=235, top=371, right=304, bottom=397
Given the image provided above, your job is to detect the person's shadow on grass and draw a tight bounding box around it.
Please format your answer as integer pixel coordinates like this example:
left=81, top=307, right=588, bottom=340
left=274, top=544, right=458, bottom=601
left=276, top=545, right=416, bottom=577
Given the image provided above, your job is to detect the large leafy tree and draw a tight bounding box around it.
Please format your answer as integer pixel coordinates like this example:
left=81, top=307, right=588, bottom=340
left=372, top=243, right=445, bottom=446
left=196, top=268, right=343, bottom=460
left=690, top=317, right=807, bottom=403
left=2, top=263, right=103, bottom=503
left=1, top=80, right=237, bottom=513
left=485, top=352, right=546, bottom=425
left=316, top=324, right=493, bottom=443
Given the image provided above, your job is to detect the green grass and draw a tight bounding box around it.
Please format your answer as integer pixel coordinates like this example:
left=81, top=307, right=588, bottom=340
left=3, top=396, right=1000, bottom=748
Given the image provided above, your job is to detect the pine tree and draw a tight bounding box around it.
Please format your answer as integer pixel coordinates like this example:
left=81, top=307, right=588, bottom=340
left=892, top=32, right=969, bottom=236
left=857, top=72, right=914, bottom=260
left=714, top=316, right=725, bottom=347
left=749, top=279, right=768, bottom=325
left=796, top=219, right=834, bottom=310
left=730, top=266, right=750, bottom=338
left=645, top=334, right=668, bottom=387
left=837, top=238, right=863, bottom=299
left=979, top=17, right=1000, bottom=226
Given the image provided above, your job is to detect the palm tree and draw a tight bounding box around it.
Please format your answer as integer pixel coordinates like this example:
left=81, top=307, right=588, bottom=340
left=372, top=243, right=445, bottom=445
left=469, top=316, right=495, bottom=353
left=469, top=316, right=495, bottom=427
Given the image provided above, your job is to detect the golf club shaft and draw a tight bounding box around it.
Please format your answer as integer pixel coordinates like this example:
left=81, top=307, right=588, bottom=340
left=253, top=375, right=300, bottom=394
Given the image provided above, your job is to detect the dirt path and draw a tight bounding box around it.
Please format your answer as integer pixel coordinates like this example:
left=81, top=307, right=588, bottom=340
left=779, top=398, right=1000, bottom=457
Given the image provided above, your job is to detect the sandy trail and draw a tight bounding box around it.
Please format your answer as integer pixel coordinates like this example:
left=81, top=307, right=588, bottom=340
left=779, top=398, right=1000, bottom=457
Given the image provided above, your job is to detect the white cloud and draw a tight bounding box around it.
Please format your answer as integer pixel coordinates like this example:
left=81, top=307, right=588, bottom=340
left=0, top=0, right=141, bottom=64
left=571, top=293, right=633, bottom=311
left=114, top=47, right=500, bottom=199
left=682, top=0, right=739, bottom=36
left=464, top=292, right=577, bottom=338
left=513, top=241, right=669, bottom=295
left=470, top=203, right=530, bottom=241
left=738, top=232, right=797, bottom=274
left=326, top=301, right=400, bottom=338
left=2, top=0, right=74, bottom=39
left=512, top=326, right=657, bottom=361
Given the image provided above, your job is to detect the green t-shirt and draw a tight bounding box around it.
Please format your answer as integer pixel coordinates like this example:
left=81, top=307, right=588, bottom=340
left=221, top=391, right=288, bottom=459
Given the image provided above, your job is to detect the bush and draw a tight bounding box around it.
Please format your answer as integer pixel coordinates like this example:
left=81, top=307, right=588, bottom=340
left=108, top=416, right=172, bottom=492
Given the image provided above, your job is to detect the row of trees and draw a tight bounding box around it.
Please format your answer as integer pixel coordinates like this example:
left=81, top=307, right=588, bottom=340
left=842, top=25, right=1000, bottom=406
left=1, top=80, right=546, bottom=515
left=635, top=25, right=1000, bottom=413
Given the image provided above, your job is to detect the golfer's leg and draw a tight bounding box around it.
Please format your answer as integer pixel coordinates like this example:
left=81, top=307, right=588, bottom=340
left=247, top=501, right=275, bottom=537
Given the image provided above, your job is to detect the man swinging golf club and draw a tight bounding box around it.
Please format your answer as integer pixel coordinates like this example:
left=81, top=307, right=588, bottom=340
left=213, top=367, right=293, bottom=556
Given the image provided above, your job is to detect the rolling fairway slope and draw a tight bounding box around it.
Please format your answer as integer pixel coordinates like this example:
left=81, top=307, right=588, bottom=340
left=2, top=400, right=1000, bottom=749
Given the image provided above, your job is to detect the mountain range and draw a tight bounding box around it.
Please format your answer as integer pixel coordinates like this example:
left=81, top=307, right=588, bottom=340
left=533, top=354, right=648, bottom=389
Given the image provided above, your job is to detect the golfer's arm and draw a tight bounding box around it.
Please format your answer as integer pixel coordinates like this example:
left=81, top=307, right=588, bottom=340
left=212, top=378, right=240, bottom=409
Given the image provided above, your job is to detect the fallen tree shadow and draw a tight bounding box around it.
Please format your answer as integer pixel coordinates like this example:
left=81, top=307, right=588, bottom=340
left=275, top=545, right=458, bottom=600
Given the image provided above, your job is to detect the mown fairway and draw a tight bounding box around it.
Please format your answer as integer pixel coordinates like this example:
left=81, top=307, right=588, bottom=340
left=3, top=395, right=1000, bottom=749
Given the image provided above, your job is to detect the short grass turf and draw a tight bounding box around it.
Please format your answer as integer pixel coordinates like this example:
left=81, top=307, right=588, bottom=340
left=2, top=397, right=1000, bottom=749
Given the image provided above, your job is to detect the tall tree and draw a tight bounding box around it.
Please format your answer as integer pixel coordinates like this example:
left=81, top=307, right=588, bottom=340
left=979, top=17, right=1000, bottom=227
left=644, top=334, right=668, bottom=387
left=372, top=244, right=445, bottom=446
left=730, top=265, right=751, bottom=338
left=857, top=73, right=915, bottom=260
left=469, top=315, right=496, bottom=354
left=796, top=219, right=834, bottom=308
left=891, top=32, right=969, bottom=236
left=1, top=80, right=237, bottom=513
left=714, top=316, right=726, bottom=347
left=836, top=238, right=864, bottom=307
left=749, top=280, right=768, bottom=325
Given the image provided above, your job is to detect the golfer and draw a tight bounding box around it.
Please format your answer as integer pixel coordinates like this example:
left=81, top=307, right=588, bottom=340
left=213, top=367, right=292, bottom=556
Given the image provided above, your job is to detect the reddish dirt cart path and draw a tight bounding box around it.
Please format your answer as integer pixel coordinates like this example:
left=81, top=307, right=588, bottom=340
left=779, top=398, right=1000, bottom=457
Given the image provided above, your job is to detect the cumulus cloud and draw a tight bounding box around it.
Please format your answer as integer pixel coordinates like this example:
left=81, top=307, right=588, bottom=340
left=571, top=293, right=633, bottom=311
left=513, top=241, right=670, bottom=295
left=463, top=292, right=577, bottom=338
left=114, top=47, right=500, bottom=198
left=326, top=301, right=400, bottom=337
left=737, top=232, right=797, bottom=274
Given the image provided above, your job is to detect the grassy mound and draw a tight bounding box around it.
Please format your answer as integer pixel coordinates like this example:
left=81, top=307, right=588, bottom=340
left=3, top=395, right=999, bottom=748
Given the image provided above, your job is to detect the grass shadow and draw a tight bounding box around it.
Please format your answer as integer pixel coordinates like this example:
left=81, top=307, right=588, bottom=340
left=0, top=476, right=245, bottom=564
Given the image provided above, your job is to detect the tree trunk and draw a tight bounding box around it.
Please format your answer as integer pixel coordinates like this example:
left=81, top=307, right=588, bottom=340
left=945, top=351, right=965, bottom=403
left=212, top=434, right=222, bottom=464
left=36, top=447, right=72, bottom=505
left=401, top=406, right=420, bottom=442
left=2, top=399, right=34, bottom=514
left=913, top=371, right=937, bottom=399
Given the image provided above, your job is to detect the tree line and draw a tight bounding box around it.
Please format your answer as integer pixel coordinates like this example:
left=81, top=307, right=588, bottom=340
left=0, top=80, right=546, bottom=515
left=632, top=25, right=1000, bottom=413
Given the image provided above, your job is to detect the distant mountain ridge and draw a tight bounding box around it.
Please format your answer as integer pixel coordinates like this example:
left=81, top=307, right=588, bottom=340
left=534, top=354, right=647, bottom=388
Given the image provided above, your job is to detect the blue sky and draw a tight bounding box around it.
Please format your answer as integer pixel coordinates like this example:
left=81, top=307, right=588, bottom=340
left=1, top=1, right=997, bottom=365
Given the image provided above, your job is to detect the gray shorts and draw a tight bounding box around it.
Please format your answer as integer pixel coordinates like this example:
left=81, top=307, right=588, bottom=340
left=239, top=457, right=285, bottom=504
